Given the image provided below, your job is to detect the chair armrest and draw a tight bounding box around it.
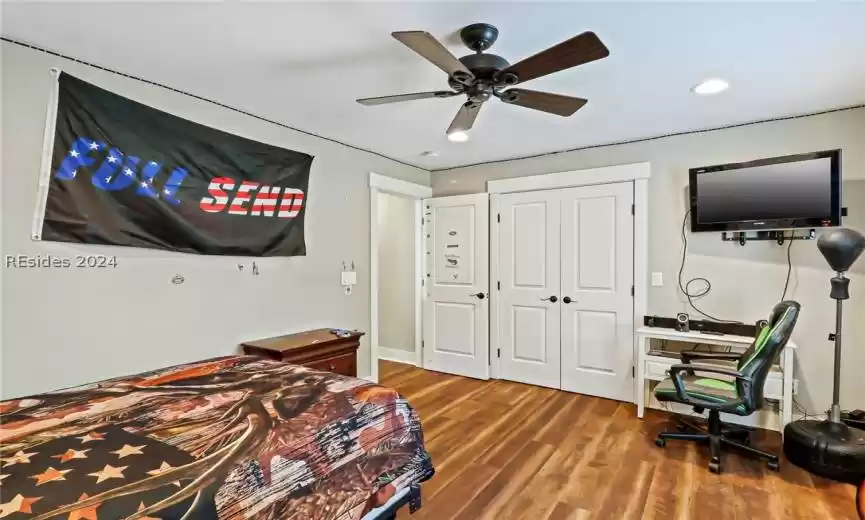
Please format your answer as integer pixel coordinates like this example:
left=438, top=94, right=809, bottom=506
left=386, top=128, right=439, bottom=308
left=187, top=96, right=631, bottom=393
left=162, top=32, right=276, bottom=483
left=668, top=363, right=751, bottom=406
left=680, top=351, right=742, bottom=364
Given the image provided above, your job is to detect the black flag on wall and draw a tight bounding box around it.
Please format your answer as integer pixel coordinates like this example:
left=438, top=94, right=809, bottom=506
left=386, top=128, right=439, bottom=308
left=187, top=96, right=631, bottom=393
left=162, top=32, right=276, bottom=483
left=34, top=72, right=313, bottom=256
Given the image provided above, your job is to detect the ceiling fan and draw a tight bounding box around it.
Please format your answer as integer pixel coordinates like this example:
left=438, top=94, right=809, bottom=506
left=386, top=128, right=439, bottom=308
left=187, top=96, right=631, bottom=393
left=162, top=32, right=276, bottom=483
left=356, top=23, right=610, bottom=139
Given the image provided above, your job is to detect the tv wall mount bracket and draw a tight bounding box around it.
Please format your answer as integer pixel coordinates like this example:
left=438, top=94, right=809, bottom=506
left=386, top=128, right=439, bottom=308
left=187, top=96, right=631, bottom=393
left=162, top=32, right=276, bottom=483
left=720, top=208, right=846, bottom=246
left=722, top=229, right=816, bottom=246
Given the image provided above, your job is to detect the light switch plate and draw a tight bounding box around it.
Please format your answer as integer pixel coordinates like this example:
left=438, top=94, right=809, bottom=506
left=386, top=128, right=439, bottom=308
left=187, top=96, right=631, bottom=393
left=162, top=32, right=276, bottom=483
left=651, top=272, right=664, bottom=287
left=341, top=271, right=357, bottom=286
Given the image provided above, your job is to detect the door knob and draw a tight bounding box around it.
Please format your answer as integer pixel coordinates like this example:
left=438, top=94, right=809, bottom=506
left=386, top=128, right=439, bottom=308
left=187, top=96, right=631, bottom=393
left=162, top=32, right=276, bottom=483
left=541, top=296, right=558, bottom=303
left=471, top=292, right=486, bottom=300
left=563, top=296, right=572, bottom=304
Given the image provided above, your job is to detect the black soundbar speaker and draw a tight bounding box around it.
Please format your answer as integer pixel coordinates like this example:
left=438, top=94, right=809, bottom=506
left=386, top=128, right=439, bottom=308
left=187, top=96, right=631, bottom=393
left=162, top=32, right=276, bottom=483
left=643, top=315, right=759, bottom=337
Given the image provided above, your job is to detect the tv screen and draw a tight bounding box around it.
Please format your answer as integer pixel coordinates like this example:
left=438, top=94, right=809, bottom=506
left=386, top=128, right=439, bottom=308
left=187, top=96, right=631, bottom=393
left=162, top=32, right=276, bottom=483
left=689, top=150, right=841, bottom=232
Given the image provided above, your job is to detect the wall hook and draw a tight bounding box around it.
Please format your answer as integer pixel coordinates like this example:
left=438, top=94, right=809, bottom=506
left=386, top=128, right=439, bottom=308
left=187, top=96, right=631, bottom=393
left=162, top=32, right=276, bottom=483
left=171, top=274, right=185, bottom=285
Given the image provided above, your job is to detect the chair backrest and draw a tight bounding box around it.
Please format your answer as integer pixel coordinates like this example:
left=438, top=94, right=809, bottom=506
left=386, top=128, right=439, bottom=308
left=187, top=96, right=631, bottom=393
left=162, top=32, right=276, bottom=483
left=735, top=301, right=800, bottom=412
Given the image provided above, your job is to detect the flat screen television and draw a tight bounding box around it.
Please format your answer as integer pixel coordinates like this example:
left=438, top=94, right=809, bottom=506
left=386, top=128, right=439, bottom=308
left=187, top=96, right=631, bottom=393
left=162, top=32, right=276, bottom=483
left=689, top=150, right=841, bottom=232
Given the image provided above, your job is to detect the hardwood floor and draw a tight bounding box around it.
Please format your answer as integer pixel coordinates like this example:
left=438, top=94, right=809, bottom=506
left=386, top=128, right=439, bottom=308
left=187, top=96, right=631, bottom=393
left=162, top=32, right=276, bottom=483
left=380, top=360, right=860, bottom=520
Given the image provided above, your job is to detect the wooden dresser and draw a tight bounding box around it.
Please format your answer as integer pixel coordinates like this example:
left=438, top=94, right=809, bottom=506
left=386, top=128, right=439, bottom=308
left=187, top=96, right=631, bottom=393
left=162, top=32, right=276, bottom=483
left=241, top=328, right=363, bottom=377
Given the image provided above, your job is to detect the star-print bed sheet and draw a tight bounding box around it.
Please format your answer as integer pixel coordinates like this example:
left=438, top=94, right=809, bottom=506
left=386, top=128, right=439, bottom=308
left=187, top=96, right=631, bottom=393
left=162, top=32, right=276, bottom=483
left=0, top=356, right=434, bottom=519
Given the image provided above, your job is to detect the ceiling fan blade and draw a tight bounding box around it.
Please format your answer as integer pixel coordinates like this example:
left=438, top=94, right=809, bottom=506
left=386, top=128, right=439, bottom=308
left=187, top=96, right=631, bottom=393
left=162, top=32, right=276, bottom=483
left=357, top=91, right=458, bottom=106
left=499, top=31, right=609, bottom=85
left=392, top=31, right=475, bottom=83
left=500, top=89, right=587, bottom=116
left=446, top=102, right=482, bottom=134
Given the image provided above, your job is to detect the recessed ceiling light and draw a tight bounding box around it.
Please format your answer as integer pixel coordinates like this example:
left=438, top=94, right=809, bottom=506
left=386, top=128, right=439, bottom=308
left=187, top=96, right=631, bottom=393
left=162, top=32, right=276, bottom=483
left=420, top=150, right=439, bottom=157
left=692, top=78, right=729, bottom=95
left=447, top=131, right=469, bottom=142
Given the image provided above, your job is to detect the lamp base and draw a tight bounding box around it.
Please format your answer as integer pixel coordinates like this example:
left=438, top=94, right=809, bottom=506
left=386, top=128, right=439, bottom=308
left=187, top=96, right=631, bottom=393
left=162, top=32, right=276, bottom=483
left=784, top=420, right=865, bottom=483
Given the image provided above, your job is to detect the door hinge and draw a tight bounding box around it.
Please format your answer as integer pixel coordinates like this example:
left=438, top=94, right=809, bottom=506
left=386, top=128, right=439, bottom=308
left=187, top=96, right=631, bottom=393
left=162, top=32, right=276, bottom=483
left=631, top=285, right=635, bottom=297
left=421, top=279, right=424, bottom=287
left=632, top=366, right=635, bottom=377
left=631, top=204, right=635, bottom=215
left=421, top=341, right=425, bottom=349
left=497, top=348, right=501, bottom=358
left=497, top=281, right=501, bottom=290
left=497, top=213, right=500, bottom=223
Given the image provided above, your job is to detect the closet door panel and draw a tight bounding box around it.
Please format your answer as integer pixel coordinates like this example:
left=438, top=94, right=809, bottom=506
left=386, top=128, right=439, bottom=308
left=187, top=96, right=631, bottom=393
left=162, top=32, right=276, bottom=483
left=497, top=190, right=561, bottom=389
left=560, top=182, right=635, bottom=402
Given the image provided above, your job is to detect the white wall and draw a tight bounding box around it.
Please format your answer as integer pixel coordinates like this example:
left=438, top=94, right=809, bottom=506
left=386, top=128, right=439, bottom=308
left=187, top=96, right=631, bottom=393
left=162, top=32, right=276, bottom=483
left=376, top=192, right=416, bottom=352
left=434, top=107, right=865, bottom=415
left=0, top=43, right=430, bottom=398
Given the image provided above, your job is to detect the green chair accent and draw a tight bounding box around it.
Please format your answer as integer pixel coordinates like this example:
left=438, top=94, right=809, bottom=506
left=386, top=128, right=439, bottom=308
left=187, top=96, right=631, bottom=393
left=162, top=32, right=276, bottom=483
left=653, top=301, right=800, bottom=474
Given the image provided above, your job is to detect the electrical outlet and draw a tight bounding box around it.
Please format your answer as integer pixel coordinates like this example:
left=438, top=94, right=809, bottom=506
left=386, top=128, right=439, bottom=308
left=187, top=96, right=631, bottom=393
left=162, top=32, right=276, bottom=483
left=651, top=272, right=664, bottom=287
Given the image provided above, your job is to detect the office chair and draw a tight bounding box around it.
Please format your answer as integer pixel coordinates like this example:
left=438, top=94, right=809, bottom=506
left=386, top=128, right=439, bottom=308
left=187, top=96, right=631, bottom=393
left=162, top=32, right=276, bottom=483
left=653, top=301, right=800, bottom=474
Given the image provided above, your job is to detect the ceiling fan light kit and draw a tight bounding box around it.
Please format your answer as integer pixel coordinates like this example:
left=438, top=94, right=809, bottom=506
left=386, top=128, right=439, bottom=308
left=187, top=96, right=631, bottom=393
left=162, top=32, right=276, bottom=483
left=447, top=131, right=469, bottom=142
left=357, top=23, right=609, bottom=138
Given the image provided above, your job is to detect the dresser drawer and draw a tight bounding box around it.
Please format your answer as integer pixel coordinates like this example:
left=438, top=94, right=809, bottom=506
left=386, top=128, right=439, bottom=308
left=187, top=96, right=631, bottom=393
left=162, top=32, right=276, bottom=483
left=762, top=375, right=783, bottom=399
left=306, top=353, right=356, bottom=377
left=240, top=328, right=363, bottom=374
left=646, top=360, right=671, bottom=380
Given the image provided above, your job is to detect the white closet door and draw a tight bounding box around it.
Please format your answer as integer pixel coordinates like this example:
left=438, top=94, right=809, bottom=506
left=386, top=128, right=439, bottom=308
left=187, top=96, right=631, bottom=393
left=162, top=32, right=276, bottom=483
left=559, top=182, right=634, bottom=401
left=498, top=190, right=561, bottom=389
left=422, top=194, right=489, bottom=379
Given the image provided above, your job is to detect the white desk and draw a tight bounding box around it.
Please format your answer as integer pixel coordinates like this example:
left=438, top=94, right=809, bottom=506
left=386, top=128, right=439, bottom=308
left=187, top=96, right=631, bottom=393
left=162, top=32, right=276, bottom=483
left=635, top=327, right=798, bottom=432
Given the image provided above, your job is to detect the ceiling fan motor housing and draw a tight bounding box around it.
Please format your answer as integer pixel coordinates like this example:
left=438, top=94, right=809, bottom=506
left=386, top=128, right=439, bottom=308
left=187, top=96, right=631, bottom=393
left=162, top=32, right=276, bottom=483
left=447, top=23, right=517, bottom=93
left=448, top=53, right=514, bottom=94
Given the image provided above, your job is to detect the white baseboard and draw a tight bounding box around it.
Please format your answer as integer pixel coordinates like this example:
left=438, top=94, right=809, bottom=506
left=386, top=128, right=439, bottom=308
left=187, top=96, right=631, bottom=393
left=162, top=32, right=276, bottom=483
left=377, top=346, right=418, bottom=366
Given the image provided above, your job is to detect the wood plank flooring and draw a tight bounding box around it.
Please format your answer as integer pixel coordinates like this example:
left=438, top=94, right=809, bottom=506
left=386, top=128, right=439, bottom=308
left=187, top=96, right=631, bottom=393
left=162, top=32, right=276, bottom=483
left=380, top=360, right=859, bottom=520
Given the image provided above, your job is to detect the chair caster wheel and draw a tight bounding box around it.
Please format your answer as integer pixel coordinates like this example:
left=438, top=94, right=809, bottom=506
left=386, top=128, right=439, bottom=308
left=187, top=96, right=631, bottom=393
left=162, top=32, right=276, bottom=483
left=655, top=437, right=666, bottom=448
left=767, top=460, right=780, bottom=471
left=709, top=461, right=722, bottom=474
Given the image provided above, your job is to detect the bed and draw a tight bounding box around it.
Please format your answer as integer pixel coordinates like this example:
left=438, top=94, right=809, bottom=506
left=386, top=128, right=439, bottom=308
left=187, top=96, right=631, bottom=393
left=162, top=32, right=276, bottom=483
left=0, top=355, right=434, bottom=519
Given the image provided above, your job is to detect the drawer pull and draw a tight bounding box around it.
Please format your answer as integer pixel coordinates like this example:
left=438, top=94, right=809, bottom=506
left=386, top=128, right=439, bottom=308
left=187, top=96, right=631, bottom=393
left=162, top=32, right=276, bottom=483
left=329, top=364, right=336, bottom=371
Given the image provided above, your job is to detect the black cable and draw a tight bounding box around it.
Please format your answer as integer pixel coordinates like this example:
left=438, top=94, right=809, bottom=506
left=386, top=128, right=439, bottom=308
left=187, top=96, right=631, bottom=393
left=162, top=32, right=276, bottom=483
left=686, top=343, right=715, bottom=353
left=678, top=210, right=740, bottom=323
left=0, top=37, right=419, bottom=170
left=2, top=38, right=863, bottom=174
left=792, top=398, right=825, bottom=421
left=781, top=232, right=794, bottom=302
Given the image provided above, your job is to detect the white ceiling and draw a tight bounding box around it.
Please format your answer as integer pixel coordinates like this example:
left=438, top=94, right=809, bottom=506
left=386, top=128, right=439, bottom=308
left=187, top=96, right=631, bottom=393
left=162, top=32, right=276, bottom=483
left=3, top=2, right=864, bottom=170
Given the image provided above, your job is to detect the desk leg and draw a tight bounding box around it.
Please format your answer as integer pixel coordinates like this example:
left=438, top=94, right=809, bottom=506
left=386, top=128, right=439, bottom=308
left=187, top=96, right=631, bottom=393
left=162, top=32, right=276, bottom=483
left=782, top=348, right=794, bottom=433
left=636, top=336, right=646, bottom=419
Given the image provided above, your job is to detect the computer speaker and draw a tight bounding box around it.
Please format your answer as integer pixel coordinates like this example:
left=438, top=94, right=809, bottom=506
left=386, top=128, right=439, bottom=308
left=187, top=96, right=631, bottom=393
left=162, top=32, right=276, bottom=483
left=676, top=313, right=689, bottom=332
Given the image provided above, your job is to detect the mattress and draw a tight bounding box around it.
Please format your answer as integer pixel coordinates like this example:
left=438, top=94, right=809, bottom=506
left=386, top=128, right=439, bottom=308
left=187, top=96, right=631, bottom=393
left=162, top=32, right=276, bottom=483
left=0, top=355, right=434, bottom=519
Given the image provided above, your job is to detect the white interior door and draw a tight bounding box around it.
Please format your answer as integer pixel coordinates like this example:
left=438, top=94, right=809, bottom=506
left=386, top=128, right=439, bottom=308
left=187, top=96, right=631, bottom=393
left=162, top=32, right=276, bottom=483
left=422, top=194, right=489, bottom=379
left=497, top=190, right=561, bottom=389
left=560, top=182, right=635, bottom=401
